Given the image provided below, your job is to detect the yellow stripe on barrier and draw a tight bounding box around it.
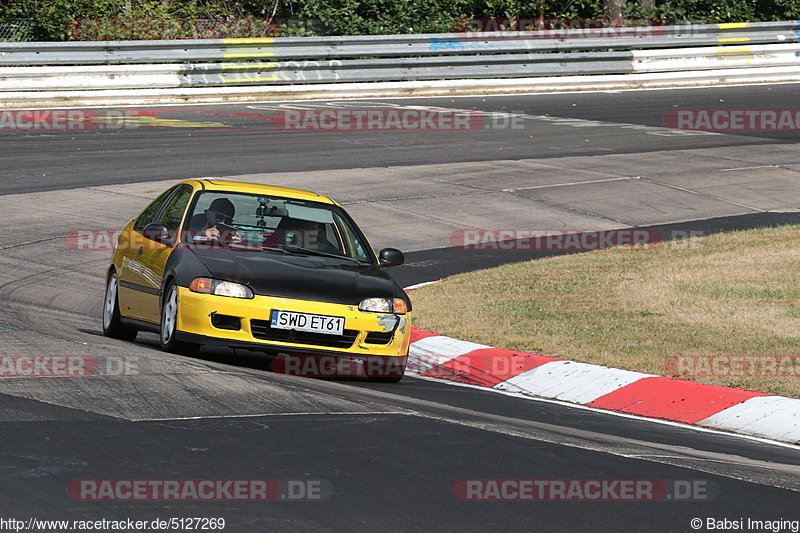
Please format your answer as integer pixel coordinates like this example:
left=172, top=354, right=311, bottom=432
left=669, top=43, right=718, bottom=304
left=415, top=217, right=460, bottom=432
left=224, top=77, right=281, bottom=82
left=716, top=48, right=752, bottom=53
left=718, top=38, right=751, bottom=42
left=718, top=22, right=748, bottom=29
left=222, top=38, right=275, bottom=44
left=221, top=63, right=279, bottom=69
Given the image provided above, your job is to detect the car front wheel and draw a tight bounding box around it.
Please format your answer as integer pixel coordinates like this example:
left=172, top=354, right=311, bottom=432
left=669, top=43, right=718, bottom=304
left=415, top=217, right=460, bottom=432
left=160, top=283, right=199, bottom=355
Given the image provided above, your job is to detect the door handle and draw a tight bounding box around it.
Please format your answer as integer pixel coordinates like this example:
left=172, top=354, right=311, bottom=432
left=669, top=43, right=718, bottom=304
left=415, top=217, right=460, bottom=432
left=137, top=246, right=143, bottom=255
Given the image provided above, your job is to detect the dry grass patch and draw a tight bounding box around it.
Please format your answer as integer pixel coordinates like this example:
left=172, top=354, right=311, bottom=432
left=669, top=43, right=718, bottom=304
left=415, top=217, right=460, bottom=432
left=411, top=225, right=800, bottom=397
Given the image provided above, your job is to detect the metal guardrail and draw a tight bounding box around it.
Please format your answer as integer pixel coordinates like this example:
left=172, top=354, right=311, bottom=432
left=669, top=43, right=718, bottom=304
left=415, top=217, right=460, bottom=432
left=0, top=21, right=798, bottom=91
left=1, top=21, right=798, bottom=64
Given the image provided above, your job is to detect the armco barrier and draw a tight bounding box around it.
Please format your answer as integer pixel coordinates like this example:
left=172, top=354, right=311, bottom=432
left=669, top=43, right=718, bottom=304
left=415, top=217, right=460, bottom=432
left=0, top=21, right=798, bottom=105
left=1, top=21, right=798, bottom=65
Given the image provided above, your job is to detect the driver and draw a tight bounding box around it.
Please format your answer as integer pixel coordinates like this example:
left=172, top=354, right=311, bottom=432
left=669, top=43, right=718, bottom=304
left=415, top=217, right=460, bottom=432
left=188, top=198, right=240, bottom=243
left=285, top=219, right=341, bottom=255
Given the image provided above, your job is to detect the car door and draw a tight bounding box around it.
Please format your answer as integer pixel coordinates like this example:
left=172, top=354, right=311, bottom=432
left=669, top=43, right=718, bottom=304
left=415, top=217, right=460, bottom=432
left=117, top=186, right=178, bottom=322
left=136, top=184, right=194, bottom=323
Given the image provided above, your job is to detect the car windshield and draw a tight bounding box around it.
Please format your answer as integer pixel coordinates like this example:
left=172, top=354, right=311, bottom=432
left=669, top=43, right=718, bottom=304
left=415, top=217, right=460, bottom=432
left=183, top=191, right=374, bottom=263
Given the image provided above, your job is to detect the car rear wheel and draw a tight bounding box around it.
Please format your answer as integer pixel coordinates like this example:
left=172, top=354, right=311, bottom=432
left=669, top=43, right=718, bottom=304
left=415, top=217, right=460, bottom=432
left=102, top=272, right=137, bottom=341
left=160, top=283, right=199, bottom=355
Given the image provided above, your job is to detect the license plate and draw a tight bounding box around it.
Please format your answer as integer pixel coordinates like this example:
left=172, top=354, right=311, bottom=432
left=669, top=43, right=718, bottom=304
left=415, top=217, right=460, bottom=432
left=270, top=310, right=345, bottom=336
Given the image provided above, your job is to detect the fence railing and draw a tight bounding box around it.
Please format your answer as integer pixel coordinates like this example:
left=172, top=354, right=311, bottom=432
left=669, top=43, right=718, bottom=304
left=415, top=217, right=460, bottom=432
left=0, top=19, right=34, bottom=42
left=0, top=21, right=798, bottom=93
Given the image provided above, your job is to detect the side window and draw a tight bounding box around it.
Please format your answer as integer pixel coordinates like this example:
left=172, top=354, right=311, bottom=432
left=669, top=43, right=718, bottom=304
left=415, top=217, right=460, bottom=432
left=325, top=224, right=340, bottom=249
left=157, top=185, right=193, bottom=231
left=333, top=213, right=370, bottom=262
left=132, top=187, right=177, bottom=232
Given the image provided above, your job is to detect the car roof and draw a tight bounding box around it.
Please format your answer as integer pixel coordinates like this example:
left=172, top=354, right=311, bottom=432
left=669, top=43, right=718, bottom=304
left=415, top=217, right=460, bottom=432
left=184, top=179, right=337, bottom=205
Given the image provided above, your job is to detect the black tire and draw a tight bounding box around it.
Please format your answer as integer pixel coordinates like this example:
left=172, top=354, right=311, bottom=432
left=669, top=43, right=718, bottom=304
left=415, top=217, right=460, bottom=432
left=102, top=272, right=138, bottom=341
left=160, top=282, right=199, bottom=355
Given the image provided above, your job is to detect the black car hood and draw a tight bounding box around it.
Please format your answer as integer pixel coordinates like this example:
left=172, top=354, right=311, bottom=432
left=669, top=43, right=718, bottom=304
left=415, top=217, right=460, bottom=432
left=188, top=248, right=401, bottom=305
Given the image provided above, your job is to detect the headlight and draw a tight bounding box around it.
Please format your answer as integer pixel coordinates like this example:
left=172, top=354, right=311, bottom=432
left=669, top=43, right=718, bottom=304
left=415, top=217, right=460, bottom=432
left=189, top=278, right=254, bottom=299
left=359, top=297, right=408, bottom=314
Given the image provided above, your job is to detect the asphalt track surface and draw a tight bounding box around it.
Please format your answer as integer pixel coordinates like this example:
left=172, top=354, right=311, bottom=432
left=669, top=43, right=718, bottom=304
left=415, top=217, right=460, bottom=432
left=1, top=84, right=799, bottom=532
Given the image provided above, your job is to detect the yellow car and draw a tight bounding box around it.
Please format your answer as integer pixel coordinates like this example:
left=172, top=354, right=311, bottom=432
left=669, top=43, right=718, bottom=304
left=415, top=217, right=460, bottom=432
left=102, top=179, right=411, bottom=382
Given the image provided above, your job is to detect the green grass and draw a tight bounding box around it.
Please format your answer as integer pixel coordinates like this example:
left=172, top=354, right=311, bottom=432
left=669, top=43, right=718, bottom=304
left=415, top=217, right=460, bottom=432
left=411, top=225, right=800, bottom=397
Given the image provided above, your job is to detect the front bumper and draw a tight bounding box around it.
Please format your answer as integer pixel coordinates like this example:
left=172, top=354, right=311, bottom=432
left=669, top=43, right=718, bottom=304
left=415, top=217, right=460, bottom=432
left=175, top=287, right=411, bottom=357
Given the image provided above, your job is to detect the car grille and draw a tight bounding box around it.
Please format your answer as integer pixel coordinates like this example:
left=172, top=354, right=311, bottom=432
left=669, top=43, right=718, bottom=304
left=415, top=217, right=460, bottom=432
left=250, top=320, right=359, bottom=349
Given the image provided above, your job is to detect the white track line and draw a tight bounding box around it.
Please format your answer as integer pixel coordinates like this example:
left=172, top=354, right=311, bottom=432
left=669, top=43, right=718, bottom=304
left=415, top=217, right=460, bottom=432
left=403, top=280, right=441, bottom=290
left=503, top=176, right=640, bottom=192
left=407, top=373, right=800, bottom=451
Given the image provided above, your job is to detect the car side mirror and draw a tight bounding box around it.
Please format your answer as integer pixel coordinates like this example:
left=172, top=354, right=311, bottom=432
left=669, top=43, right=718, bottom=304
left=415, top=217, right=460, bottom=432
left=142, top=223, right=172, bottom=244
left=379, top=248, right=404, bottom=267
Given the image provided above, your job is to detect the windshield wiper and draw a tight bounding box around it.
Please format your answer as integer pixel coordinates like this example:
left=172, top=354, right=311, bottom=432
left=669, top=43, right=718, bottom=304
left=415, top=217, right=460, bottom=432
left=257, top=245, right=290, bottom=255
left=281, top=244, right=364, bottom=263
